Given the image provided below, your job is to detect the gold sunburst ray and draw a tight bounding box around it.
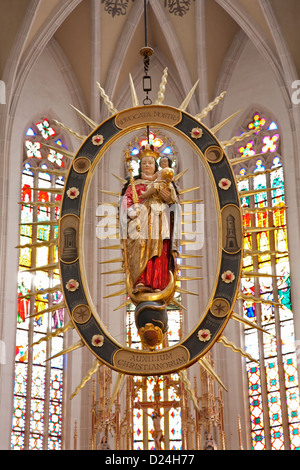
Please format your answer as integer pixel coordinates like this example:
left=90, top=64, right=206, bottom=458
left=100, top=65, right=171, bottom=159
left=242, top=206, right=288, bottom=214
left=243, top=226, right=279, bottom=234
left=237, top=293, right=282, bottom=307
left=210, top=109, right=242, bottom=134
left=108, top=373, right=125, bottom=412
left=20, top=220, right=58, bottom=227
left=181, top=231, right=202, bottom=236
left=39, top=142, right=76, bottom=160
left=195, top=91, right=226, bottom=121
left=99, top=257, right=123, bottom=265
left=98, top=201, right=119, bottom=207
left=181, top=219, right=200, bottom=225
left=18, top=201, right=61, bottom=208
left=178, top=265, right=202, bottom=270
left=179, top=370, right=201, bottom=411
left=31, top=321, right=74, bottom=347
left=181, top=211, right=197, bottom=216
left=100, top=268, right=125, bottom=275
left=103, top=288, right=127, bottom=299
left=97, top=233, right=120, bottom=240
left=221, top=128, right=258, bottom=148
left=28, top=301, right=66, bottom=319
left=70, top=104, right=98, bottom=129
left=218, top=335, right=259, bottom=363
left=31, top=164, right=69, bottom=175
left=180, top=199, right=203, bottom=205
left=179, top=186, right=201, bottom=195
left=22, top=262, right=58, bottom=273
left=179, top=80, right=199, bottom=111
left=175, top=286, right=198, bottom=296
left=230, top=152, right=265, bottom=166
left=99, top=189, right=121, bottom=198
left=70, top=359, right=101, bottom=400
left=98, top=244, right=122, bottom=250
left=170, top=297, right=186, bottom=310
left=237, top=167, right=274, bottom=181
left=231, top=312, right=270, bottom=335
left=16, top=239, right=57, bottom=249
left=112, top=173, right=127, bottom=185
left=129, top=73, right=139, bottom=107
left=242, top=271, right=279, bottom=278
left=180, top=240, right=200, bottom=246
left=96, top=215, right=119, bottom=223
left=155, top=67, right=168, bottom=105
left=239, top=187, right=273, bottom=197
left=114, top=299, right=131, bottom=312
left=99, top=224, right=119, bottom=230
left=96, top=82, right=118, bottom=115
left=31, top=187, right=63, bottom=194
left=177, top=276, right=203, bottom=281
left=113, top=299, right=132, bottom=311
left=53, top=119, right=86, bottom=141
left=45, top=339, right=84, bottom=362
left=18, top=284, right=62, bottom=300
left=243, top=249, right=289, bottom=256
left=173, top=169, right=188, bottom=183
left=198, top=357, right=228, bottom=392
left=106, top=279, right=126, bottom=287
left=178, top=254, right=203, bottom=259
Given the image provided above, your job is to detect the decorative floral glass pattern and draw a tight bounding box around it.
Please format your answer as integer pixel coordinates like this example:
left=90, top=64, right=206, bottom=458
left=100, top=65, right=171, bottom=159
left=11, top=118, right=66, bottom=450
left=236, top=113, right=300, bottom=450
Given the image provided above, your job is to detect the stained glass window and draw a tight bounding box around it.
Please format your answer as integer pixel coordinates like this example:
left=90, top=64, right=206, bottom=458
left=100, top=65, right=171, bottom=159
left=11, top=118, right=68, bottom=450
left=235, top=112, right=300, bottom=450
left=128, top=276, right=183, bottom=450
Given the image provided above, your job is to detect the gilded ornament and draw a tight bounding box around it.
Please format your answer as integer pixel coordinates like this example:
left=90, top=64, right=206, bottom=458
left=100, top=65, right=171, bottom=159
left=221, top=270, right=235, bottom=284
left=72, top=304, right=91, bottom=324
left=67, top=187, right=80, bottom=199
left=198, top=329, right=211, bottom=342
left=73, top=157, right=91, bottom=174
left=190, top=127, right=203, bottom=139
left=211, top=298, right=230, bottom=318
left=91, top=334, right=105, bottom=348
left=66, top=279, right=79, bottom=292
left=218, top=178, right=232, bottom=190
left=92, top=134, right=104, bottom=146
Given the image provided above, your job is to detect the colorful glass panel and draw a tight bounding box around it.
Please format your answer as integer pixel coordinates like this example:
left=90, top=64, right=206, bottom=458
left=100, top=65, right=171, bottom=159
left=237, top=115, right=300, bottom=450
left=247, top=113, right=266, bottom=132
left=11, top=118, right=66, bottom=450
left=127, top=291, right=182, bottom=444
left=36, top=119, right=56, bottom=140
left=261, top=134, right=279, bottom=153
left=238, top=140, right=255, bottom=158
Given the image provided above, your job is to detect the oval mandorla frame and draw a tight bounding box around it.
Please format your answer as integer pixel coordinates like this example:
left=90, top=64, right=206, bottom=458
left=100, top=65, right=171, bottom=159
left=58, top=104, right=243, bottom=376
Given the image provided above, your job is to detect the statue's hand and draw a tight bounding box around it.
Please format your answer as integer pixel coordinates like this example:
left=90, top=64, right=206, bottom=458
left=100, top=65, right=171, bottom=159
left=159, top=187, right=172, bottom=203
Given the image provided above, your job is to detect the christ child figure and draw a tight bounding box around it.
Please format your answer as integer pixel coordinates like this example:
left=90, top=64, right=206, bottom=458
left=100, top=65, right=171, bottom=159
left=140, top=156, right=174, bottom=200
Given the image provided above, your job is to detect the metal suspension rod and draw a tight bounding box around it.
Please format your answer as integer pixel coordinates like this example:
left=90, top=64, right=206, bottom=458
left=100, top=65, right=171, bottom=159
left=144, top=0, right=148, bottom=47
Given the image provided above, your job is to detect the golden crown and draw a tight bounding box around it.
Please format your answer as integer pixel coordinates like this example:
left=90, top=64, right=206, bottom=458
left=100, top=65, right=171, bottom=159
left=138, top=143, right=160, bottom=160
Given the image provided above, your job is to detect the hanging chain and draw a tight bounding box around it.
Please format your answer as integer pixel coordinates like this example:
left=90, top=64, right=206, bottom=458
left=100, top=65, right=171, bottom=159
left=140, top=0, right=153, bottom=105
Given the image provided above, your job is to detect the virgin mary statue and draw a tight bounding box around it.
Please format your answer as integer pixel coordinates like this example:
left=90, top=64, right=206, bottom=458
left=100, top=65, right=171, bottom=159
left=120, top=144, right=181, bottom=348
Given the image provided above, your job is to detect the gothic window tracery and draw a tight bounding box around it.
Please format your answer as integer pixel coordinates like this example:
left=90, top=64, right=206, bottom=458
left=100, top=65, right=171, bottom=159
left=234, top=110, right=300, bottom=450
left=11, top=118, right=68, bottom=450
